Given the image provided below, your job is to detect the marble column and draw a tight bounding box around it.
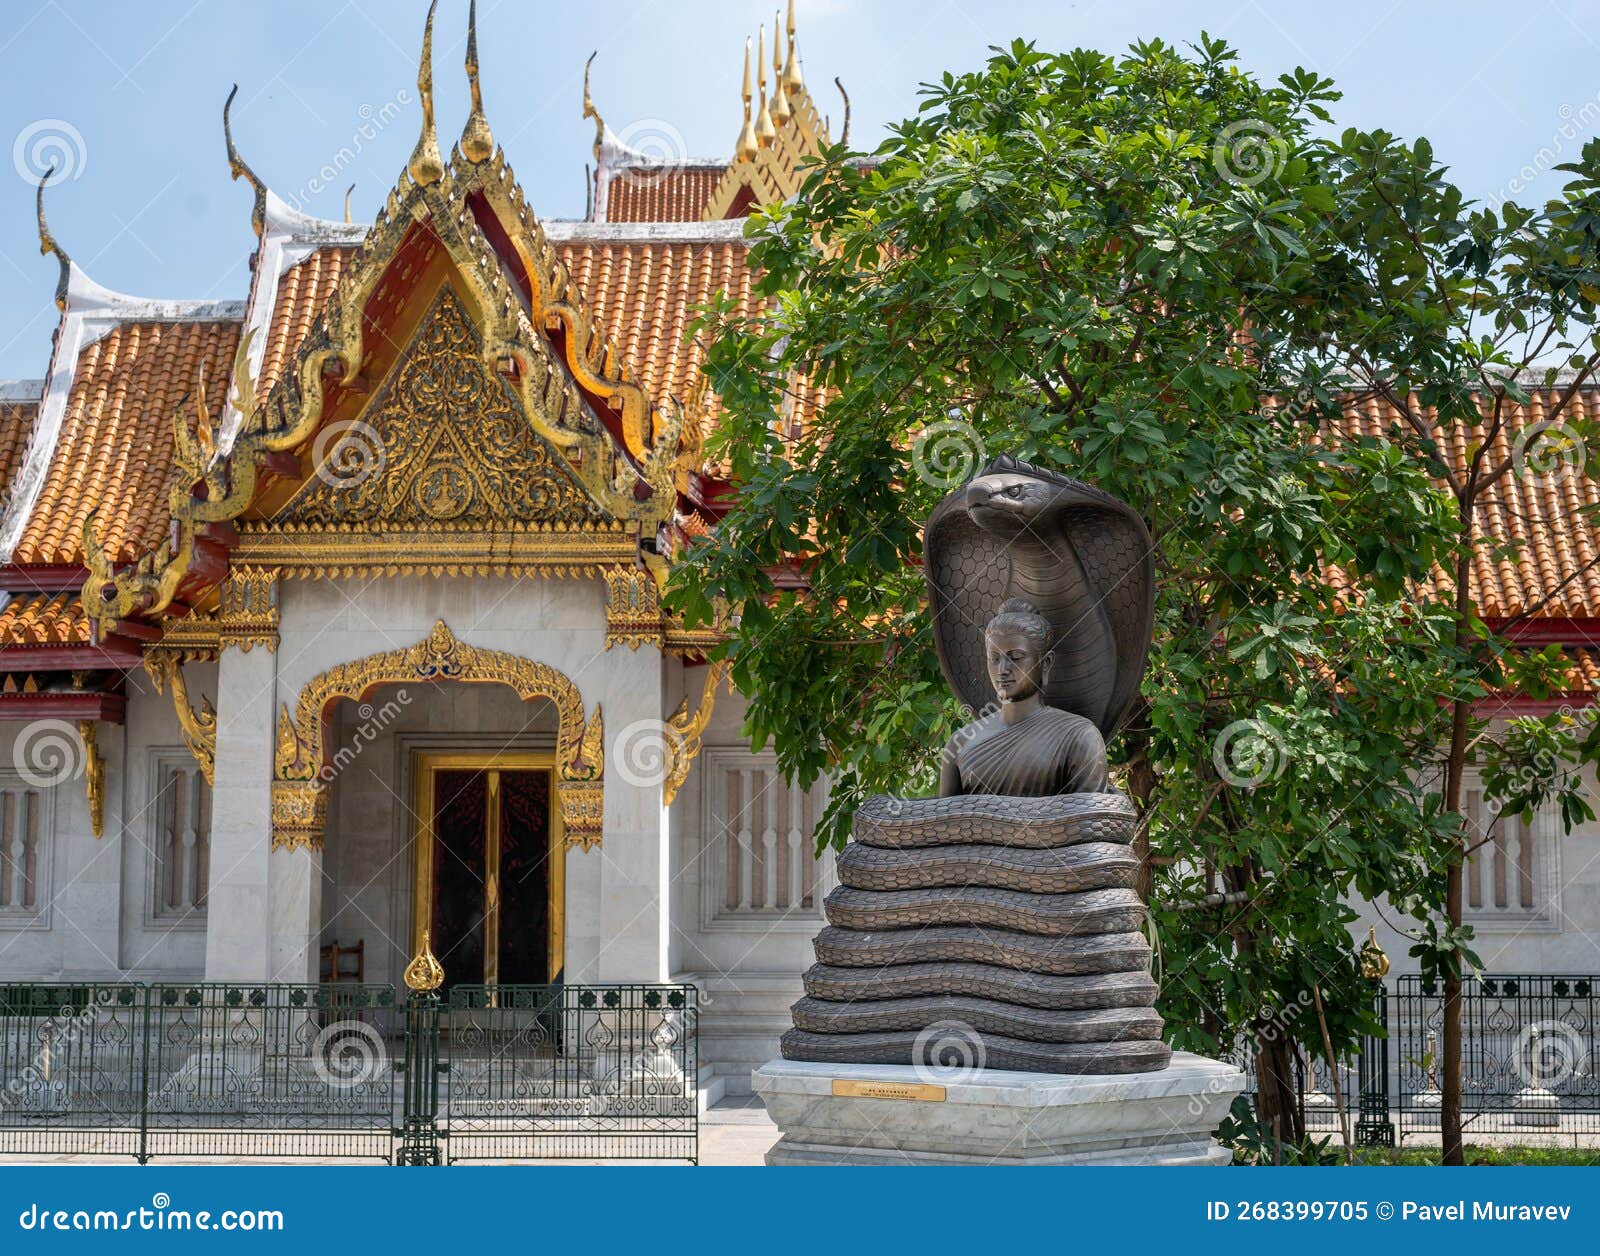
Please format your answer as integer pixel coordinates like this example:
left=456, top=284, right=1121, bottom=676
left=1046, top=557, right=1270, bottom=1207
left=203, top=645, right=277, bottom=982
left=594, top=644, right=669, bottom=983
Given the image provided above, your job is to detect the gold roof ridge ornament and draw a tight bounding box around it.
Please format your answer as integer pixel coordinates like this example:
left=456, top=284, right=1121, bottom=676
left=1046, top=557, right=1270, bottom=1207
left=343, top=183, right=355, bottom=224
left=223, top=84, right=270, bottom=239
left=783, top=0, right=804, bottom=98
left=460, top=0, right=494, bottom=164
left=770, top=12, right=791, bottom=125
left=404, top=929, right=445, bottom=992
left=755, top=26, right=777, bottom=148
left=582, top=51, right=605, bottom=162
left=407, top=0, right=443, bottom=186
left=735, top=38, right=757, bottom=162
left=35, top=167, right=70, bottom=311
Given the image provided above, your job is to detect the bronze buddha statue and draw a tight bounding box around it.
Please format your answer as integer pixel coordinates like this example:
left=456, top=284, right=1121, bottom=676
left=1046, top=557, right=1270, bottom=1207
left=939, top=598, right=1110, bottom=797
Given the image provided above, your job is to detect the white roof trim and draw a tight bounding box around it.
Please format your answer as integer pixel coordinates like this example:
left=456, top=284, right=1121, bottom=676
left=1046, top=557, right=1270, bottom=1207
left=0, top=263, right=244, bottom=564
left=0, top=380, right=44, bottom=404
left=215, top=190, right=366, bottom=458
left=542, top=219, right=750, bottom=244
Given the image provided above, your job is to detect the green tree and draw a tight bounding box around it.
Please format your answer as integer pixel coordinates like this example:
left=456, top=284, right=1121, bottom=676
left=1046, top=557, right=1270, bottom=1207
left=675, top=36, right=1467, bottom=1138
left=1291, top=128, right=1600, bottom=1164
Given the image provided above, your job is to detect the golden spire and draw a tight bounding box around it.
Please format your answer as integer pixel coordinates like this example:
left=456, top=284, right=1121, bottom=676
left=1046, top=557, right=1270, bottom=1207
left=582, top=51, right=605, bottom=162
left=35, top=168, right=70, bottom=311
left=407, top=0, right=443, bottom=187
left=223, top=84, right=269, bottom=239
left=460, top=0, right=494, bottom=163
left=770, top=12, right=791, bottom=125
left=783, top=0, right=804, bottom=98
left=735, top=38, right=758, bottom=162
left=755, top=27, right=777, bottom=148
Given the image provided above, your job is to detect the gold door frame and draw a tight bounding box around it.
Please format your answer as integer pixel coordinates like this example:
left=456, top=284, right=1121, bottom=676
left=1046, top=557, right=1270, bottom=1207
left=410, top=750, right=565, bottom=985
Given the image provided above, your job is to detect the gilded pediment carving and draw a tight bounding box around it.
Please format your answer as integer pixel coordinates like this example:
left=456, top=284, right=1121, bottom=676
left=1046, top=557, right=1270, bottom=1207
left=276, top=286, right=603, bottom=528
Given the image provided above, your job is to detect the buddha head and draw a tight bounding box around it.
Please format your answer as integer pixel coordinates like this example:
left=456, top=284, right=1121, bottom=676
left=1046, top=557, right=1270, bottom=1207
left=984, top=598, right=1054, bottom=703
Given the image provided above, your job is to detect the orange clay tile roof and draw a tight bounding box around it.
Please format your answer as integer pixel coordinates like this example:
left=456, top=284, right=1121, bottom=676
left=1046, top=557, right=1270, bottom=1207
left=0, top=397, right=38, bottom=514
left=603, top=166, right=727, bottom=223
left=257, top=249, right=350, bottom=395
left=552, top=234, right=825, bottom=462
left=1335, top=388, right=1600, bottom=619
left=555, top=236, right=753, bottom=407
left=0, top=592, right=88, bottom=647
left=11, top=319, right=241, bottom=567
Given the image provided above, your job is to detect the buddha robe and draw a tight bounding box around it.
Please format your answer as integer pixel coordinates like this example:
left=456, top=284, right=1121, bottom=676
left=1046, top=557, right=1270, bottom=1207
left=944, top=706, right=1110, bottom=797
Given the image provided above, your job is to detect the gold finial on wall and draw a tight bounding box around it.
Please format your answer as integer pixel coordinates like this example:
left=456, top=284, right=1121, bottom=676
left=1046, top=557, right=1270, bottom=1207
left=783, top=0, right=804, bottom=98
left=735, top=38, right=758, bottom=162
left=770, top=12, right=791, bottom=125
left=35, top=167, right=70, bottom=310
left=407, top=0, right=443, bottom=186
left=755, top=26, right=776, bottom=147
left=223, top=84, right=269, bottom=239
left=460, top=0, right=494, bottom=163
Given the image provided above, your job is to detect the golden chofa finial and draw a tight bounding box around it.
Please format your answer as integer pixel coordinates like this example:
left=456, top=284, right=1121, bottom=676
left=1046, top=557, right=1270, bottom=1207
left=735, top=38, right=758, bottom=163
left=582, top=51, right=605, bottom=162
left=755, top=27, right=777, bottom=148
left=407, top=0, right=443, bottom=186
left=404, top=929, right=445, bottom=992
left=343, top=183, right=355, bottom=224
left=223, top=84, right=269, bottom=239
left=460, top=0, right=494, bottom=163
left=770, top=12, right=791, bottom=125
left=35, top=167, right=70, bottom=311
left=783, top=0, right=804, bottom=98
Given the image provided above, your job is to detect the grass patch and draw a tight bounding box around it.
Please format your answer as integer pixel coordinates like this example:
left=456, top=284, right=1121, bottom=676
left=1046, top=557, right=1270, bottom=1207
left=1359, top=1144, right=1600, bottom=1166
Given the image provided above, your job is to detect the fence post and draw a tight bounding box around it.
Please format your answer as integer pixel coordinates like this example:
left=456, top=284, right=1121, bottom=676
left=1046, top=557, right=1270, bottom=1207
left=395, top=932, right=446, bottom=1166
left=137, top=985, right=152, bottom=1166
left=1355, top=929, right=1394, bottom=1147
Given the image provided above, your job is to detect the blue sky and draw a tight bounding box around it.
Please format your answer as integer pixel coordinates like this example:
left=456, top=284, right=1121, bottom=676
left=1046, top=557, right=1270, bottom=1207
left=1, top=0, right=1599, bottom=377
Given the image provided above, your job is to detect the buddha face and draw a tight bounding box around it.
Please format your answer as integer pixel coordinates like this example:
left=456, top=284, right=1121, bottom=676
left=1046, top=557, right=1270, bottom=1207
left=985, top=625, right=1052, bottom=703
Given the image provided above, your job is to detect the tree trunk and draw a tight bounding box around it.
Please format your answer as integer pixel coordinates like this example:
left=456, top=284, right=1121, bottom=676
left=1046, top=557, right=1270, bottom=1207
left=1254, top=1034, right=1306, bottom=1147
left=1439, top=541, right=1475, bottom=1168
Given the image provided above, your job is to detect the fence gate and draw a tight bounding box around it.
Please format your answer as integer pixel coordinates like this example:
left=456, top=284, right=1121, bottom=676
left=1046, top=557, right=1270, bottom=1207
left=434, top=984, right=698, bottom=1163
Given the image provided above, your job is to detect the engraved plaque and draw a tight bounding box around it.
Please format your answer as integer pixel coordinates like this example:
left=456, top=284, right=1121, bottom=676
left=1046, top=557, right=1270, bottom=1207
left=831, top=1079, right=947, bottom=1102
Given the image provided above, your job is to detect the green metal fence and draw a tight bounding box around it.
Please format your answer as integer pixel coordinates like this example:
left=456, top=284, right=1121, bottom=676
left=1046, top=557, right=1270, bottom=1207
left=0, top=981, right=697, bottom=1164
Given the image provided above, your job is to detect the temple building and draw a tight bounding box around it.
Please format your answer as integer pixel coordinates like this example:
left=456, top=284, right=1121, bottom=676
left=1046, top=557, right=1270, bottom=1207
left=0, top=1, right=1598, bottom=1099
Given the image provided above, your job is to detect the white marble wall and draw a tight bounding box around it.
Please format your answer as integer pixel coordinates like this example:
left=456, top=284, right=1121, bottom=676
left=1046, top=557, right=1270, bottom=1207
left=197, top=573, right=669, bottom=986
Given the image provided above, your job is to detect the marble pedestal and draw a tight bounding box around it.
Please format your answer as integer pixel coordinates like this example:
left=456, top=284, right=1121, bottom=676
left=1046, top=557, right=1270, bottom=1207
left=752, top=1052, right=1244, bottom=1166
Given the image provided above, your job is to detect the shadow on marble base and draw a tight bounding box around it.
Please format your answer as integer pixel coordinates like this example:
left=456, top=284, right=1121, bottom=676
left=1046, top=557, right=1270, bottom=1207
left=751, top=1052, right=1244, bottom=1166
